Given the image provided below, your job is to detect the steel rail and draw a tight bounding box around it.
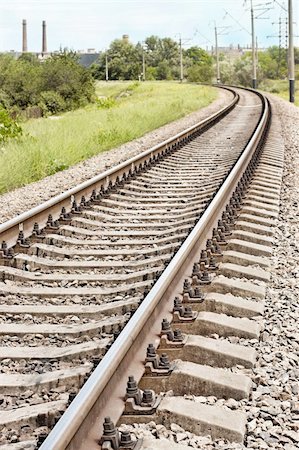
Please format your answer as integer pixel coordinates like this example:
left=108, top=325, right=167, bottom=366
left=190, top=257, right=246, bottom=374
left=0, top=87, right=237, bottom=250
left=40, top=88, right=270, bottom=450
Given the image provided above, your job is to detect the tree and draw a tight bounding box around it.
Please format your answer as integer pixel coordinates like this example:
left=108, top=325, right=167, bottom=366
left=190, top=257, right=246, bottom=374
left=0, top=54, right=42, bottom=108
left=233, top=54, right=254, bottom=86
left=0, top=50, right=95, bottom=114
left=185, top=47, right=213, bottom=83
left=0, top=106, right=22, bottom=143
left=91, top=39, right=142, bottom=81
left=41, top=50, right=95, bottom=108
left=258, top=46, right=287, bottom=79
left=91, top=35, right=181, bottom=81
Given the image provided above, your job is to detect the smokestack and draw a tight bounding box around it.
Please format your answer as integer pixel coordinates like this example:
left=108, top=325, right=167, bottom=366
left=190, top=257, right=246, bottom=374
left=42, top=20, right=47, bottom=54
left=22, top=19, right=28, bottom=52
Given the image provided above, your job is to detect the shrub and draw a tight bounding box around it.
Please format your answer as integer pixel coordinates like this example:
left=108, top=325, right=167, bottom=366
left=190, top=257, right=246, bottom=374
left=0, top=106, right=22, bottom=144
left=0, top=89, right=11, bottom=110
left=187, top=65, right=213, bottom=83
left=39, top=91, right=66, bottom=115
left=0, top=51, right=95, bottom=117
left=96, top=96, right=116, bottom=109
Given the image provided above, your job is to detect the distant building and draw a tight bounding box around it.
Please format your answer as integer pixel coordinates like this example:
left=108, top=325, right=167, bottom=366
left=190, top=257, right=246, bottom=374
left=208, top=44, right=267, bottom=58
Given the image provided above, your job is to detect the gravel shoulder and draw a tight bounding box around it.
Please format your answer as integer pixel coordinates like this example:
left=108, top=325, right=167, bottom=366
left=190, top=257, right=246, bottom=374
left=0, top=88, right=232, bottom=225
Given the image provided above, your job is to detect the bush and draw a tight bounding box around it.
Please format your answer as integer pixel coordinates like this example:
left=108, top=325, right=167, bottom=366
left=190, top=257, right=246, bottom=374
left=39, top=91, right=66, bottom=115
left=0, top=89, right=11, bottom=110
left=96, top=96, right=116, bottom=109
left=0, top=106, right=22, bottom=144
left=187, top=65, right=213, bottom=83
left=0, top=51, right=96, bottom=119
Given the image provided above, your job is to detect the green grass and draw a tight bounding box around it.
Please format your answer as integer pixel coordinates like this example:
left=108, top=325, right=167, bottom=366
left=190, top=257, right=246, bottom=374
left=259, top=79, right=299, bottom=106
left=0, top=81, right=217, bottom=194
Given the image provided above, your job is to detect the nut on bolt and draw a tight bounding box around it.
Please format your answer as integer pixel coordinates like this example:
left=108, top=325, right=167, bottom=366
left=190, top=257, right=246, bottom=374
left=100, top=417, right=141, bottom=449
left=124, top=376, right=161, bottom=415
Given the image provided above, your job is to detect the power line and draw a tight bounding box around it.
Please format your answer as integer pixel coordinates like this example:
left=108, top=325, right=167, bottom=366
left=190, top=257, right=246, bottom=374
left=223, top=9, right=251, bottom=35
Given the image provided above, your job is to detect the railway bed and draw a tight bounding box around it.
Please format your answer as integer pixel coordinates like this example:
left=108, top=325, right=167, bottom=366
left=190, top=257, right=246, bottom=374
left=0, top=86, right=287, bottom=449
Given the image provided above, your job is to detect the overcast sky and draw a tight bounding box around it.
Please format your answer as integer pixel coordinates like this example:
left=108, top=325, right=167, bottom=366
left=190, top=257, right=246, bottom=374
left=0, top=0, right=297, bottom=53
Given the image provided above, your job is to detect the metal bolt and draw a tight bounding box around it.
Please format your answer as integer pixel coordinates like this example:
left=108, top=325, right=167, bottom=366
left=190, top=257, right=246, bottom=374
left=126, top=376, right=142, bottom=405
left=47, top=214, right=54, bottom=226
left=200, top=250, right=208, bottom=265
left=161, top=318, right=174, bottom=341
left=212, top=238, right=222, bottom=255
left=159, top=353, right=170, bottom=369
left=103, top=416, right=117, bottom=436
left=142, top=389, right=154, bottom=405
left=32, top=222, right=41, bottom=235
left=183, top=279, right=192, bottom=292
left=17, top=230, right=24, bottom=242
left=218, top=229, right=227, bottom=243
left=146, top=343, right=156, bottom=358
left=161, top=318, right=171, bottom=333
left=80, top=196, right=86, bottom=207
left=209, top=256, right=218, bottom=270
left=192, top=262, right=200, bottom=275
left=173, top=329, right=184, bottom=342
left=120, top=430, right=134, bottom=447
left=206, top=239, right=213, bottom=249
left=183, top=306, right=194, bottom=318
left=194, top=286, right=204, bottom=299
left=101, top=417, right=120, bottom=449
left=173, top=297, right=183, bottom=314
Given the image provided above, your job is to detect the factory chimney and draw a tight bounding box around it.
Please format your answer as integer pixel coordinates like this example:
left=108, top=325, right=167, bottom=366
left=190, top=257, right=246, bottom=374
left=42, top=20, right=47, bottom=54
left=22, top=19, right=28, bottom=52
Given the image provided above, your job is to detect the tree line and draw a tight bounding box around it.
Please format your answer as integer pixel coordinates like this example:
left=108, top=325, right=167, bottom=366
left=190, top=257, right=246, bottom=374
left=0, top=36, right=298, bottom=143
left=91, top=35, right=213, bottom=82
left=220, top=46, right=299, bottom=87
left=91, top=36, right=298, bottom=86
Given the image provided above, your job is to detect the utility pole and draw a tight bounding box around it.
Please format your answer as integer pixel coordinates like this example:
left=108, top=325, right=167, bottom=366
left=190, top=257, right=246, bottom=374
left=179, top=36, right=183, bottom=82
left=285, top=17, right=289, bottom=50
left=215, top=26, right=220, bottom=84
left=250, top=0, right=257, bottom=88
left=142, top=44, right=146, bottom=81
left=213, top=23, right=229, bottom=84
left=176, top=34, right=191, bottom=82
left=105, top=53, right=109, bottom=82
left=288, top=0, right=295, bottom=103
left=142, top=51, right=145, bottom=81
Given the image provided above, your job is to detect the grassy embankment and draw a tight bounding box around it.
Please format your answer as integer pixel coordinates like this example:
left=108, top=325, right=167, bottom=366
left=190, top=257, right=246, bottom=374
left=259, top=79, right=299, bottom=106
left=0, top=81, right=217, bottom=194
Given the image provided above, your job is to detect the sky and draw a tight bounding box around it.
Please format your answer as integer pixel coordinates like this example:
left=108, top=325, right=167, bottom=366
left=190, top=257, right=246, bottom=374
left=0, top=0, right=298, bottom=53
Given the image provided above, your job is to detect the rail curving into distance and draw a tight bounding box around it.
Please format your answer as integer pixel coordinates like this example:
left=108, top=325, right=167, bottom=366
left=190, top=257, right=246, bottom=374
left=37, top=87, right=271, bottom=450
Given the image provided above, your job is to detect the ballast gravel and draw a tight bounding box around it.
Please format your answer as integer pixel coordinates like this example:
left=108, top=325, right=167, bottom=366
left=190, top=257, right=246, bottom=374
left=119, top=96, right=299, bottom=449
left=0, top=89, right=232, bottom=224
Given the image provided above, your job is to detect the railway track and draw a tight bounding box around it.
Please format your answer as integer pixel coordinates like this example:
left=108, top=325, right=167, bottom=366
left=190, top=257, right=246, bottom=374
left=0, top=86, right=284, bottom=450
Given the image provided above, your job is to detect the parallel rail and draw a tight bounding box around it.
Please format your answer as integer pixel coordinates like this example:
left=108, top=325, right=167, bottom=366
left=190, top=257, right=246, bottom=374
left=0, top=87, right=237, bottom=250
left=39, top=88, right=271, bottom=450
